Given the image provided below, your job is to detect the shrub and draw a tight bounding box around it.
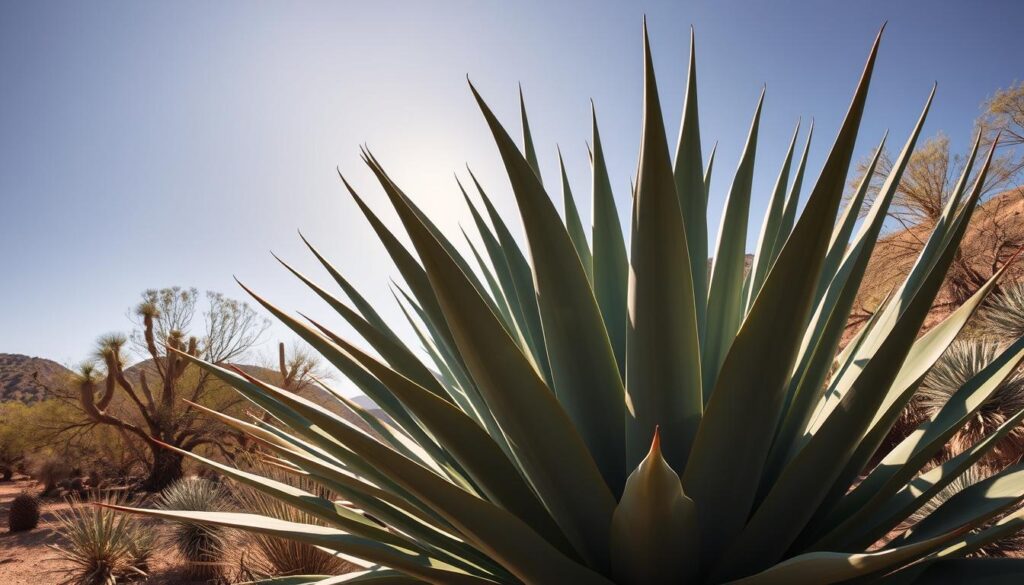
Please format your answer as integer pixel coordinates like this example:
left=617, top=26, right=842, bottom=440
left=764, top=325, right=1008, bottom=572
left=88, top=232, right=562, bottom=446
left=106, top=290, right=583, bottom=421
left=918, top=339, right=1024, bottom=466
left=233, top=458, right=355, bottom=577
left=980, top=281, right=1024, bottom=341
left=156, top=477, right=231, bottom=581
left=35, top=456, right=72, bottom=496
left=50, top=491, right=155, bottom=584
left=7, top=491, right=40, bottom=532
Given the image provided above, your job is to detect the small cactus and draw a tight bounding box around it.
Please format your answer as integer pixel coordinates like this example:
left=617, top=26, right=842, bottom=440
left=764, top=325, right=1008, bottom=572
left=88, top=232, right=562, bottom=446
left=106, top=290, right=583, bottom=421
left=8, top=491, right=40, bottom=532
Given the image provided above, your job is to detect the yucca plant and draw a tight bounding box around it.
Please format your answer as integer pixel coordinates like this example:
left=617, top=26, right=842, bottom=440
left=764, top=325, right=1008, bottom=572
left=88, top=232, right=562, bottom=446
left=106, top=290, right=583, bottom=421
left=980, top=281, right=1024, bottom=341
left=918, top=339, right=1024, bottom=465
left=156, top=477, right=232, bottom=581
left=107, top=22, right=1024, bottom=583
left=51, top=491, right=155, bottom=585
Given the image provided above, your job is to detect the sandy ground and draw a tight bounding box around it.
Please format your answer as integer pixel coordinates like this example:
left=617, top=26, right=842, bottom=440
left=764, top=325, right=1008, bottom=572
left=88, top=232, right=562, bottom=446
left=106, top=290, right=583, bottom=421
left=0, top=478, right=219, bottom=585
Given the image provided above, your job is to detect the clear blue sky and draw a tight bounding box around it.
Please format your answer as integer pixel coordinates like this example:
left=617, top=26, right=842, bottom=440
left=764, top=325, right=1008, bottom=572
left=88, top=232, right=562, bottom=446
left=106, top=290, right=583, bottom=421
left=2, top=0, right=1022, bottom=369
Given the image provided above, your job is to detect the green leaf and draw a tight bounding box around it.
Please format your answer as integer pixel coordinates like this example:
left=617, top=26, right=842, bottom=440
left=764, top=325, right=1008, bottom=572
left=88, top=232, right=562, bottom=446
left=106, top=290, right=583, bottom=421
left=892, top=463, right=1024, bottom=546
left=683, top=26, right=883, bottom=568
left=106, top=507, right=494, bottom=585
left=745, top=118, right=800, bottom=312
left=720, top=130, right=1000, bottom=578
left=776, top=120, right=813, bottom=255
left=703, top=141, right=718, bottom=207
left=835, top=407, right=1024, bottom=552
left=559, top=147, right=593, bottom=282
left=724, top=530, right=969, bottom=585
left=519, top=85, right=542, bottom=184
left=702, top=87, right=764, bottom=397
left=466, top=168, right=553, bottom=384
left=672, top=27, right=709, bottom=339
left=469, top=80, right=627, bottom=497
left=590, top=104, right=630, bottom=378
left=369, top=150, right=617, bottom=570
left=624, top=22, right=704, bottom=471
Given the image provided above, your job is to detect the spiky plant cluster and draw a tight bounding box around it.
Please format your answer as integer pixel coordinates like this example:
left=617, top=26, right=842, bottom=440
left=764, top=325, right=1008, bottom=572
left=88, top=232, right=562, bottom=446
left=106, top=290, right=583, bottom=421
left=109, top=22, right=1024, bottom=584
left=51, top=492, right=155, bottom=585
left=980, top=282, right=1024, bottom=341
left=156, top=477, right=231, bottom=581
left=903, top=465, right=1024, bottom=557
left=233, top=457, right=356, bottom=577
left=7, top=491, right=40, bottom=532
left=918, top=340, right=1024, bottom=465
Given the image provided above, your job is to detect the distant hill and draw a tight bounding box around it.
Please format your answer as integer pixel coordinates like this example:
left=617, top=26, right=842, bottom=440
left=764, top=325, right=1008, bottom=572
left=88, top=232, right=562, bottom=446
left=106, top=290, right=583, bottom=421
left=0, top=353, right=385, bottom=432
left=0, top=353, right=74, bottom=403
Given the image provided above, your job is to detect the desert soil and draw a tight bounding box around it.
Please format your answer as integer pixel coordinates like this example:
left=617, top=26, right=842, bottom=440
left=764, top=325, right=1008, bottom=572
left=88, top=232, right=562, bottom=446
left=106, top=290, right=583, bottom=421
left=1, top=477, right=211, bottom=585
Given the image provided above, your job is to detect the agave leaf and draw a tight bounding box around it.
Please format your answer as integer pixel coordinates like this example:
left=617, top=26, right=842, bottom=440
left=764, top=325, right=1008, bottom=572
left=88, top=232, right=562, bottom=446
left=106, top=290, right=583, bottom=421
left=815, top=248, right=1021, bottom=530
left=819, top=332, right=1024, bottom=549
left=461, top=228, right=519, bottom=329
left=459, top=178, right=537, bottom=351
left=590, top=104, right=629, bottom=377
left=469, top=80, right=626, bottom=496
left=624, top=21, right=704, bottom=471
left=683, top=26, right=882, bottom=567
left=301, top=314, right=574, bottom=554
left=763, top=89, right=933, bottom=491
left=776, top=120, right=813, bottom=254
left=702, top=87, right=764, bottom=397
left=610, top=430, right=699, bottom=584
left=806, top=133, right=996, bottom=440
left=890, top=463, right=1024, bottom=547
left=827, top=132, right=983, bottom=395
left=897, top=558, right=1024, bottom=585
left=152, top=440, right=410, bottom=548
left=816, top=130, right=887, bottom=305
left=672, top=27, right=709, bottom=338
left=932, top=506, right=1024, bottom=561
left=745, top=118, right=800, bottom=312
left=242, top=569, right=423, bottom=585
left=466, top=168, right=553, bottom=384
left=559, top=147, right=593, bottom=282
left=300, top=233, right=403, bottom=346
left=368, top=149, right=617, bottom=569
left=274, top=254, right=451, bottom=404
left=339, top=173, right=463, bottom=371
left=832, top=407, right=1024, bottom=552
left=106, top=507, right=493, bottom=585
left=222, top=356, right=614, bottom=584
left=719, top=132, right=999, bottom=578
left=703, top=141, right=718, bottom=206
left=724, top=529, right=968, bottom=585
left=519, top=85, right=542, bottom=183
left=764, top=129, right=892, bottom=484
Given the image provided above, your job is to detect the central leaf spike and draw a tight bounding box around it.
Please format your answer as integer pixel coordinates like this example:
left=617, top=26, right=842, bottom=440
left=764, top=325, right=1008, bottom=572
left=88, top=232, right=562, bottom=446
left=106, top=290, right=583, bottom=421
left=610, top=426, right=700, bottom=584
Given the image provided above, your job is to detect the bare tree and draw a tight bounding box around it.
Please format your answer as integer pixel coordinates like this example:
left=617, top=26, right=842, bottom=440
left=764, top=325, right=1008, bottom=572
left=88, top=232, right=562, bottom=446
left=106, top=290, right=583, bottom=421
left=46, top=288, right=270, bottom=491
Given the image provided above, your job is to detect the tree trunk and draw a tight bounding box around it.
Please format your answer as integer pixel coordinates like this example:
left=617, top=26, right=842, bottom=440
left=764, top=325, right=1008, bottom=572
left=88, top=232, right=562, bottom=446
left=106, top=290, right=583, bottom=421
left=142, top=447, right=183, bottom=492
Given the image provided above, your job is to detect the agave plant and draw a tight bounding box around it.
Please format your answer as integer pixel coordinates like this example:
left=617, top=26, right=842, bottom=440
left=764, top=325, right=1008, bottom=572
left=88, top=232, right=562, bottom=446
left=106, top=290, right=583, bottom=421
left=51, top=491, right=155, bottom=585
left=917, top=339, right=1024, bottom=465
left=107, top=22, right=1024, bottom=584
